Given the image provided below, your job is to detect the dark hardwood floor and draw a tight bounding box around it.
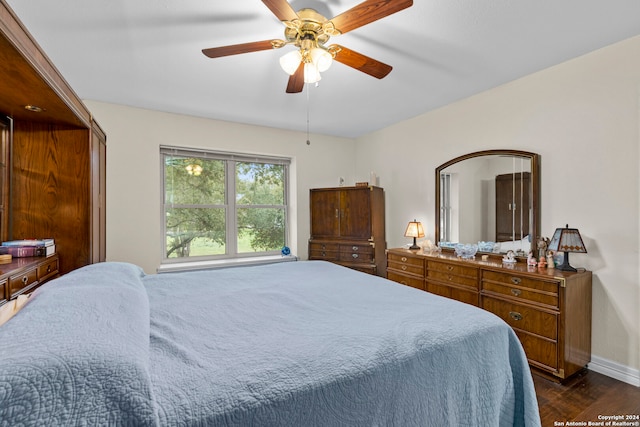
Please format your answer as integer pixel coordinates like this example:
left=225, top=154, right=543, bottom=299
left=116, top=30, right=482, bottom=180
left=534, top=369, right=640, bottom=426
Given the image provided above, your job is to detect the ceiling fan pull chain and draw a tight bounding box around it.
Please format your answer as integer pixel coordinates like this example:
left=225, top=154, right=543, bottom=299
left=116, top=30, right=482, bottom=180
left=306, top=84, right=311, bottom=145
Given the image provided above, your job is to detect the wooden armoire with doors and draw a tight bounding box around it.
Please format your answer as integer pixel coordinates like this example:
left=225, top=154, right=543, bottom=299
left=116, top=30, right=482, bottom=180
left=495, top=172, right=531, bottom=242
left=308, top=186, right=386, bottom=275
left=0, top=0, right=106, bottom=276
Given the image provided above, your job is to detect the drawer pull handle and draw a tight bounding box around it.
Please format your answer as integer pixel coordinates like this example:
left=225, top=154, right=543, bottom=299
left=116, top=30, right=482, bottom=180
left=47, top=265, right=52, bottom=273
left=22, top=276, right=28, bottom=284
left=509, top=311, right=523, bottom=321
left=401, top=257, right=407, bottom=262
left=401, top=265, right=407, bottom=271
left=322, top=245, right=326, bottom=250
left=447, top=266, right=454, bottom=271
left=352, top=253, right=359, bottom=259
left=321, top=251, right=326, bottom=257
left=510, top=277, right=522, bottom=285
left=511, top=289, right=522, bottom=297
left=352, top=246, right=359, bottom=251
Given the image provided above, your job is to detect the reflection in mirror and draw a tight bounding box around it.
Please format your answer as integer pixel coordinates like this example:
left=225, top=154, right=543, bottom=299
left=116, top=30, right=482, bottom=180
left=435, top=150, right=539, bottom=255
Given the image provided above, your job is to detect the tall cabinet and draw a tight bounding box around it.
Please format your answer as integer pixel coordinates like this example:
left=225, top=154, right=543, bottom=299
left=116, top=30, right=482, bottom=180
left=495, top=172, right=531, bottom=242
left=0, top=0, right=106, bottom=275
left=308, top=186, right=386, bottom=275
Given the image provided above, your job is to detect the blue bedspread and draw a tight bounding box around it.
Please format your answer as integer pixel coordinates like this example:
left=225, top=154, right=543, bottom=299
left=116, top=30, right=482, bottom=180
left=0, top=261, right=541, bottom=426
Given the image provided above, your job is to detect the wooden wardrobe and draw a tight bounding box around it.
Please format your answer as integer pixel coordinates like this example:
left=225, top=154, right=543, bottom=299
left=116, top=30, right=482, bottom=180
left=0, top=0, right=106, bottom=275
left=308, top=186, right=386, bottom=275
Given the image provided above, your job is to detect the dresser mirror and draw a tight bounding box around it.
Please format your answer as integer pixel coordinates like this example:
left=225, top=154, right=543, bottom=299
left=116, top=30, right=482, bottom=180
left=435, top=150, right=540, bottom=254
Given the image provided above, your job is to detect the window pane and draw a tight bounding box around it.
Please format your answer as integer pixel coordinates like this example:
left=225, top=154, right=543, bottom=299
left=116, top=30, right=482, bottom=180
left=165, top=156, right=225, bottom=205
left=166, top=207, right=226, bottom=258
left=236, top=162, right=284, bottom=205
left=237, top=208, right=285, bottom=253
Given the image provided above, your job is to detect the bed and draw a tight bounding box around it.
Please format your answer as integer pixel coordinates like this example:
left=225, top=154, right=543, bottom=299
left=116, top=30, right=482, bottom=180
left=0, top=260, right=541, bottom=426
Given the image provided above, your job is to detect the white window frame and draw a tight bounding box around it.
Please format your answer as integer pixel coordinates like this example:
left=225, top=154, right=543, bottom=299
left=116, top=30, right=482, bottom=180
left=160, top=146, right=291, bottom=268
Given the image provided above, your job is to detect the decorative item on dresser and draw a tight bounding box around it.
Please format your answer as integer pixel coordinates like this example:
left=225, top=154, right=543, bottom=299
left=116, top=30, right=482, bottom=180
left=308, top=186, right=386, bottom=275
left=386, top=247, right=592, bottom=382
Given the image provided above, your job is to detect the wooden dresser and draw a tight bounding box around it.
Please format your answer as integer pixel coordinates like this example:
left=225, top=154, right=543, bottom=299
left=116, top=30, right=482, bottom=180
left=386, top=248, right=592, bottom=381
left=309, top=186, right=386, bottom=275
left=0, top=254, right=59, bottom=306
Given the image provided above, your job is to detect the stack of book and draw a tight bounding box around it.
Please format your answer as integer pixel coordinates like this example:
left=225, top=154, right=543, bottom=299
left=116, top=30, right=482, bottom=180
left=0, top=238, right=55, bottom=257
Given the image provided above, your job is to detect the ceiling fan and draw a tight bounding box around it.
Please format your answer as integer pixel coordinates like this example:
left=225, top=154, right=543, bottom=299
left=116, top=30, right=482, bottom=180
left=202, top=0, right=413, bottom=93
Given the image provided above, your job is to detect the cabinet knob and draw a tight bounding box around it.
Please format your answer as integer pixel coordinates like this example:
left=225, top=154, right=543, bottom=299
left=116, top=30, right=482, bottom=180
left=352, top=253, right=359, bottom=259
left=510, top=277, right=522, bottom=285
left=447, top=266, right=454, bottom=271
left=401, top=257, right=407, bottom=262
left=509, top=311, right=523, bottom=321
left=401, top=265, right=407, bottom=271
left=321, top=251, right=326, bottom=257
left=511, top=288, right=522, bottom=297
left=22, top=276, right=28, bottom=284
left=47, top=265, right=51, bottom=273
left=352, top=246, right=359, bottom=251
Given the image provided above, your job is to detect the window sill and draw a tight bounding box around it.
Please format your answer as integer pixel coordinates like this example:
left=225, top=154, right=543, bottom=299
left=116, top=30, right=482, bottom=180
left=156, top=255, right=298, bottom=274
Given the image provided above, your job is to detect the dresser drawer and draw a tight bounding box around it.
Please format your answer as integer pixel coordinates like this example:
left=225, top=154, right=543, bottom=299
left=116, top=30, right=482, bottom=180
left=426, top=282, right=479, bottom=306
left=428, top=260, right=478, bottom=278
left=387, top=271, right=424, bottom=291
left=482, top=296, right=558, bottom=340
left=387, top=253, right=424, bottom=276
left=482, top=281, right=559, bottom=309
left=37, top=256, right=59, bottom=282
left=0, top=278, right=6, bottom=302
left=387, top=252, right=424, bottom=268
left=339, top=244, right=374, bottom=263
left=9, top=267, right=38, bottom=298
left=427, top=269, right=478, bottom=289
left=482, top=270, right=559, bottom=295
left=513, top=329, right=559, bottom=373
left=309, top=242, right=339, bottom=261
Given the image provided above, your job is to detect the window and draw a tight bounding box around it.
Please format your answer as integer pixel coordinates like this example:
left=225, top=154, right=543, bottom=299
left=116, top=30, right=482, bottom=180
left=161, top=146, right=290, bottom=263
left=439, top=172, right=452, bottom=242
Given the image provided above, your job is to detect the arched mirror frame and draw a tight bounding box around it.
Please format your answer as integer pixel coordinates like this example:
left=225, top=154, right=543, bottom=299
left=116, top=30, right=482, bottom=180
left=434, top=149, right=540, bottom=255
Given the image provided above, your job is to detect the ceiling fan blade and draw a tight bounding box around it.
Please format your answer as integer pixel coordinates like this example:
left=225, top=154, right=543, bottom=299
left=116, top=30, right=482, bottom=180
left=202, top=40, right=278, bottom=58
left=262, top=0, right=299, bottom=22
left=330, top=0, right=413, bottom=35
left=286, top=62, right=305, bottom=93
left=332, top=45, right=392, bottom=79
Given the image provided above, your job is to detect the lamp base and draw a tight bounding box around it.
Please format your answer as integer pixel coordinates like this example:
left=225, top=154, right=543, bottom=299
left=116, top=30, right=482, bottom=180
left=555, top=252, right=578, bottom=272
left=409, top=237, right=420, bottom=250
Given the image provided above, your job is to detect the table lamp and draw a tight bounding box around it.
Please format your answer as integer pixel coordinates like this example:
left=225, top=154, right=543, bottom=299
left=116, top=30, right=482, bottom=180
left=548, top=224, right=587, bottom=272
left=404, top=220, right=425, bottom=250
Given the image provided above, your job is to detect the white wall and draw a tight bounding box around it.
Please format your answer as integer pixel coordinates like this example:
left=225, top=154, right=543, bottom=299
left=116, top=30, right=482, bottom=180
left=355, top=36, right=640, bottom=376
left=84, top=101, right=357, bottom=274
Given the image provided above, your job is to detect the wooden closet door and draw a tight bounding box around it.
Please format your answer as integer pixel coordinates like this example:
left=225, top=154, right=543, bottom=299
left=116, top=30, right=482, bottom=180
left=310, top=189, right=340, bottom=238
left=339, top=188, right=371, bottom=239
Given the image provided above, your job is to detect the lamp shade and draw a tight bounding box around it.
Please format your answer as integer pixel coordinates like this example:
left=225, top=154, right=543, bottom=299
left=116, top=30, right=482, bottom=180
left=279, top=50, right=302, bottom=75
left=309, top=47, right=332, bottom=72
left=548, top=224, right=586, bottom=271
left=404, top=220, right=425, bottom=250
left=303, top=62, right=321, bottom=83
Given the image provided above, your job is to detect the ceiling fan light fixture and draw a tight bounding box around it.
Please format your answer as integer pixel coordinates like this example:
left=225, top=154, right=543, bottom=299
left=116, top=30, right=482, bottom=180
left=279, top=50, right=302, bottom=75
left=309, top=47, right=332, bottom=72
left=304, top=62, right=321, bottom=83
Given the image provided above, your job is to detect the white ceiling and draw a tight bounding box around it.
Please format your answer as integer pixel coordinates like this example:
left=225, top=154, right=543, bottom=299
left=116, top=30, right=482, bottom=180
left=6, top=0, right=640, bottom=138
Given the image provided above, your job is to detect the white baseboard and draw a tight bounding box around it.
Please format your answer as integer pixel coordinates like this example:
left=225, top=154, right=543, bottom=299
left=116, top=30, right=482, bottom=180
left=588, top=355, right=640, bottom=387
